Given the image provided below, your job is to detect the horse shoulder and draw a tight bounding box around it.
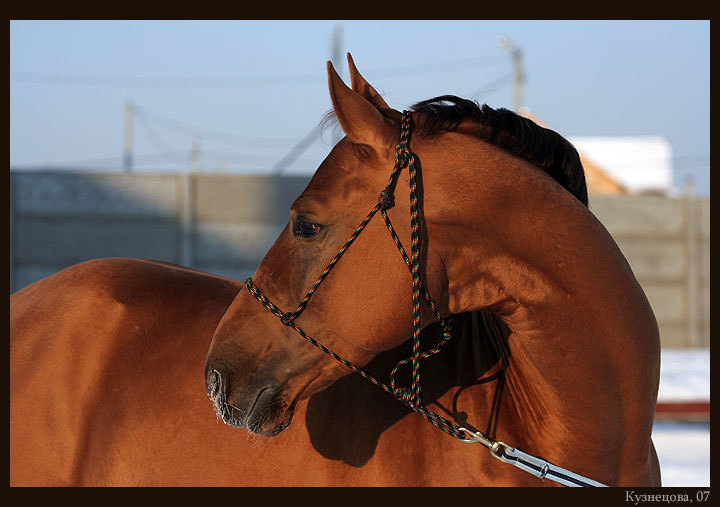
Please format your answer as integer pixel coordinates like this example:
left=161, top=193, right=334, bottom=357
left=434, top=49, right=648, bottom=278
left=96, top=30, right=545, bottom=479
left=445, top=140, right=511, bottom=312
left=10, top=257, right=241, bottom=485
left=11, top=257, right=241, bottom=353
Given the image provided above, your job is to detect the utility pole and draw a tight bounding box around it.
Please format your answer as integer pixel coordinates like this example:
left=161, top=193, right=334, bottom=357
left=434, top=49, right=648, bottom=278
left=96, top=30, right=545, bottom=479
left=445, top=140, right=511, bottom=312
left=331, top=24, right=344, bottom=145
left=495, top=35, right=525, bottom=113
left=123, top=100, right=134, bottom=172
left=332, top=24, right=344, bottom=77
left=190, top=139, right=202, bottom=172
left=270, top=25, right=342, bottom=174
left=684, top=177, right=700, bottom=347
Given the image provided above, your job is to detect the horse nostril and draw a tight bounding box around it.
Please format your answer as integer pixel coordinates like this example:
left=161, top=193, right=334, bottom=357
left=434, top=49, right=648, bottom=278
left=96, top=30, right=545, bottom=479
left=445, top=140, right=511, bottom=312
left=205, top=367, right=224, bottom=399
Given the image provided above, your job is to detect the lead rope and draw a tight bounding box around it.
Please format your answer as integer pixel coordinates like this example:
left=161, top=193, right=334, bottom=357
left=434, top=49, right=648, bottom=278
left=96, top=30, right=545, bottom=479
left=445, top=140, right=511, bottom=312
left=402, top=111, right=424, bottom=407
left=244, top=111, right=607, bottom=487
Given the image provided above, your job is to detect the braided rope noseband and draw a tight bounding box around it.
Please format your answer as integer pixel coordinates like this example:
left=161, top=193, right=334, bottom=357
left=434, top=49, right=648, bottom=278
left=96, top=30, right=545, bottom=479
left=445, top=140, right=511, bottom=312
left=244, top=111, right=610, bottom=487
left=244, top=111, right=465, bottom=440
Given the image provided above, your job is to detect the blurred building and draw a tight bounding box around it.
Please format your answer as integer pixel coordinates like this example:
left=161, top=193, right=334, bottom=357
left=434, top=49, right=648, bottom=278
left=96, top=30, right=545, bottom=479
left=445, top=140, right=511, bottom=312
left=522, top=110, right=673, bottom=196
left=578, top=150, right=629, bottom=195
left=569, top=136, right=674, bottom=196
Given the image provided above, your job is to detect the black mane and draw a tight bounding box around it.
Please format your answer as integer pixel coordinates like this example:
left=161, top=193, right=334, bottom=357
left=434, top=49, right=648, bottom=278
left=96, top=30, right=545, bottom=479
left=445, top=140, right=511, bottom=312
left=406, top=95, right=589, bottom=396
left=410, top=95, right=588, bottom=207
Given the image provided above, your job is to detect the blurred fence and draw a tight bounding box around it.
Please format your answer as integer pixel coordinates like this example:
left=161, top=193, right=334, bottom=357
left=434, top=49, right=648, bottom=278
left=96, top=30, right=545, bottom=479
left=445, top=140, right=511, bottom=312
left=9, top=171, right=709, bottom=348
left=589, top=194, right=709, bottom=349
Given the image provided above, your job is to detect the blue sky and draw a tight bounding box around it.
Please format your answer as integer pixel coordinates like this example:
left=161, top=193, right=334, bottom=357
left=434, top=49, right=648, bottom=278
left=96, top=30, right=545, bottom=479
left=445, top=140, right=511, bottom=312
left=10, top=20, right=710, bottom=195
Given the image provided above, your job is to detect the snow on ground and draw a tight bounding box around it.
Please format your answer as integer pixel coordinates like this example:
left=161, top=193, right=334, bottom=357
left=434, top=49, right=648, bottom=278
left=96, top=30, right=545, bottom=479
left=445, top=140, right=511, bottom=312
left=652, top=349, right=710, bottom=487
left=653, top=421, right=710, bottom=487
left=658, top=348, right=710, bottom=401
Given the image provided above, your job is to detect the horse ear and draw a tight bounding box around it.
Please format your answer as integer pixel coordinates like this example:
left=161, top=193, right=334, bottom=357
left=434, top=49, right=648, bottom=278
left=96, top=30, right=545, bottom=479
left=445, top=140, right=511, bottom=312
left=346, top=53, right=390, bottom=110
left=327, top=60, right=395, bottom=150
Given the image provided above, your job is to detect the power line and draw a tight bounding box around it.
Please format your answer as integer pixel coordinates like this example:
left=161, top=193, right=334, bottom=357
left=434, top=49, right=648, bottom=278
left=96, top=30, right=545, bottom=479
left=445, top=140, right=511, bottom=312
left=134, top=109, right=191, bottom=165
left=469, top=73, right=513, bottom=99
left=201, top=148, right=319, bottom=165
left=9, top=55, right=508, bottom=89
left=271, top=125, right=320, bottom=175
left=10, top=62, right=516, bottom=173
left=130, top=69, right=513, bottom=174
left=364, top=55, right=506, bottom=79
left=134, top=103, right=298, bottom=146
left=9, top=70, right=321, bottom=88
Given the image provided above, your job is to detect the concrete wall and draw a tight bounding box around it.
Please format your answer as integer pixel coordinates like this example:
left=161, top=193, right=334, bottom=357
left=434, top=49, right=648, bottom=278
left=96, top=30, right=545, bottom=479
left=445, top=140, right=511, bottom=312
left=9, top=171, right=710, bottom=348
left=589, top=195, right=710, bottom=348
left=9, top=172, right=309, bottom=290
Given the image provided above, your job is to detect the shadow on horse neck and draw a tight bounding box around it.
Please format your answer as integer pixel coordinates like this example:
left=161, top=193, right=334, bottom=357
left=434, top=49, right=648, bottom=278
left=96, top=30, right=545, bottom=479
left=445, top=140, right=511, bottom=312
left=204, top=54, right=660, bottom=485
left=305, top=311, right=511, bottom=467
left=301, top=96, right=592, bottom=467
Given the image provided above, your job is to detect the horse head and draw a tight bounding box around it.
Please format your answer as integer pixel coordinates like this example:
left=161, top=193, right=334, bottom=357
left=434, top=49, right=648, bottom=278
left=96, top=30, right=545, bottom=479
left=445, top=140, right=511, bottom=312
left=205, top=54, right=460, bottom=436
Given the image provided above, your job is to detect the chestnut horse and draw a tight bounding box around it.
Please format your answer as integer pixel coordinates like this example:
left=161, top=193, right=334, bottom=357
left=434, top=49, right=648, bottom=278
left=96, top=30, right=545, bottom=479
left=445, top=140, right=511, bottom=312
left=10, top=54, right=661, bottom=486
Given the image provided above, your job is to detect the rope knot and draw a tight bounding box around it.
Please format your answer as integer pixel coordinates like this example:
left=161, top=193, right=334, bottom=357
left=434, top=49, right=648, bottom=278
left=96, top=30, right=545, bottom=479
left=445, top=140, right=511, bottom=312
left=395, top=145, right=411, bottom=168
left=393, top=387, right=413, bottom=403
left=378, top=190, right=394, bottom=210
left=280, top=312, right=296, bottom=326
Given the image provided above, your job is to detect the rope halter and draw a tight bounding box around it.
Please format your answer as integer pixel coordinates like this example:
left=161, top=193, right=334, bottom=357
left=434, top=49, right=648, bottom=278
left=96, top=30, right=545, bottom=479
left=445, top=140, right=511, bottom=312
left=244, top=111, right=463, bottom=439
left=243, top=110, right=610, bottom=487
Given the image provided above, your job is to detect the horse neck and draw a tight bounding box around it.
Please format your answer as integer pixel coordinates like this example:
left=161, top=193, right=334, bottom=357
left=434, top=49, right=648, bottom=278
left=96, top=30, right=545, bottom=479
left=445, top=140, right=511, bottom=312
left=430, top=142, right=660, bottom=438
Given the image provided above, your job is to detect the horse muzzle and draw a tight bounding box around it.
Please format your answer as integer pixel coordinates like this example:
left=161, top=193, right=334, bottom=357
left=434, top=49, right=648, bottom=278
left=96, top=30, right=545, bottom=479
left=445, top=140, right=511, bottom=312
left=205, top=364, right=293, bottom=437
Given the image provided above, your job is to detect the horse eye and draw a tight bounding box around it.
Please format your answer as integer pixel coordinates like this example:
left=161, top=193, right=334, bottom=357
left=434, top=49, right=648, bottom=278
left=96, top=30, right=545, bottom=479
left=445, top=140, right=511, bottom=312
left=293, top=219, right=322, bottom=237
